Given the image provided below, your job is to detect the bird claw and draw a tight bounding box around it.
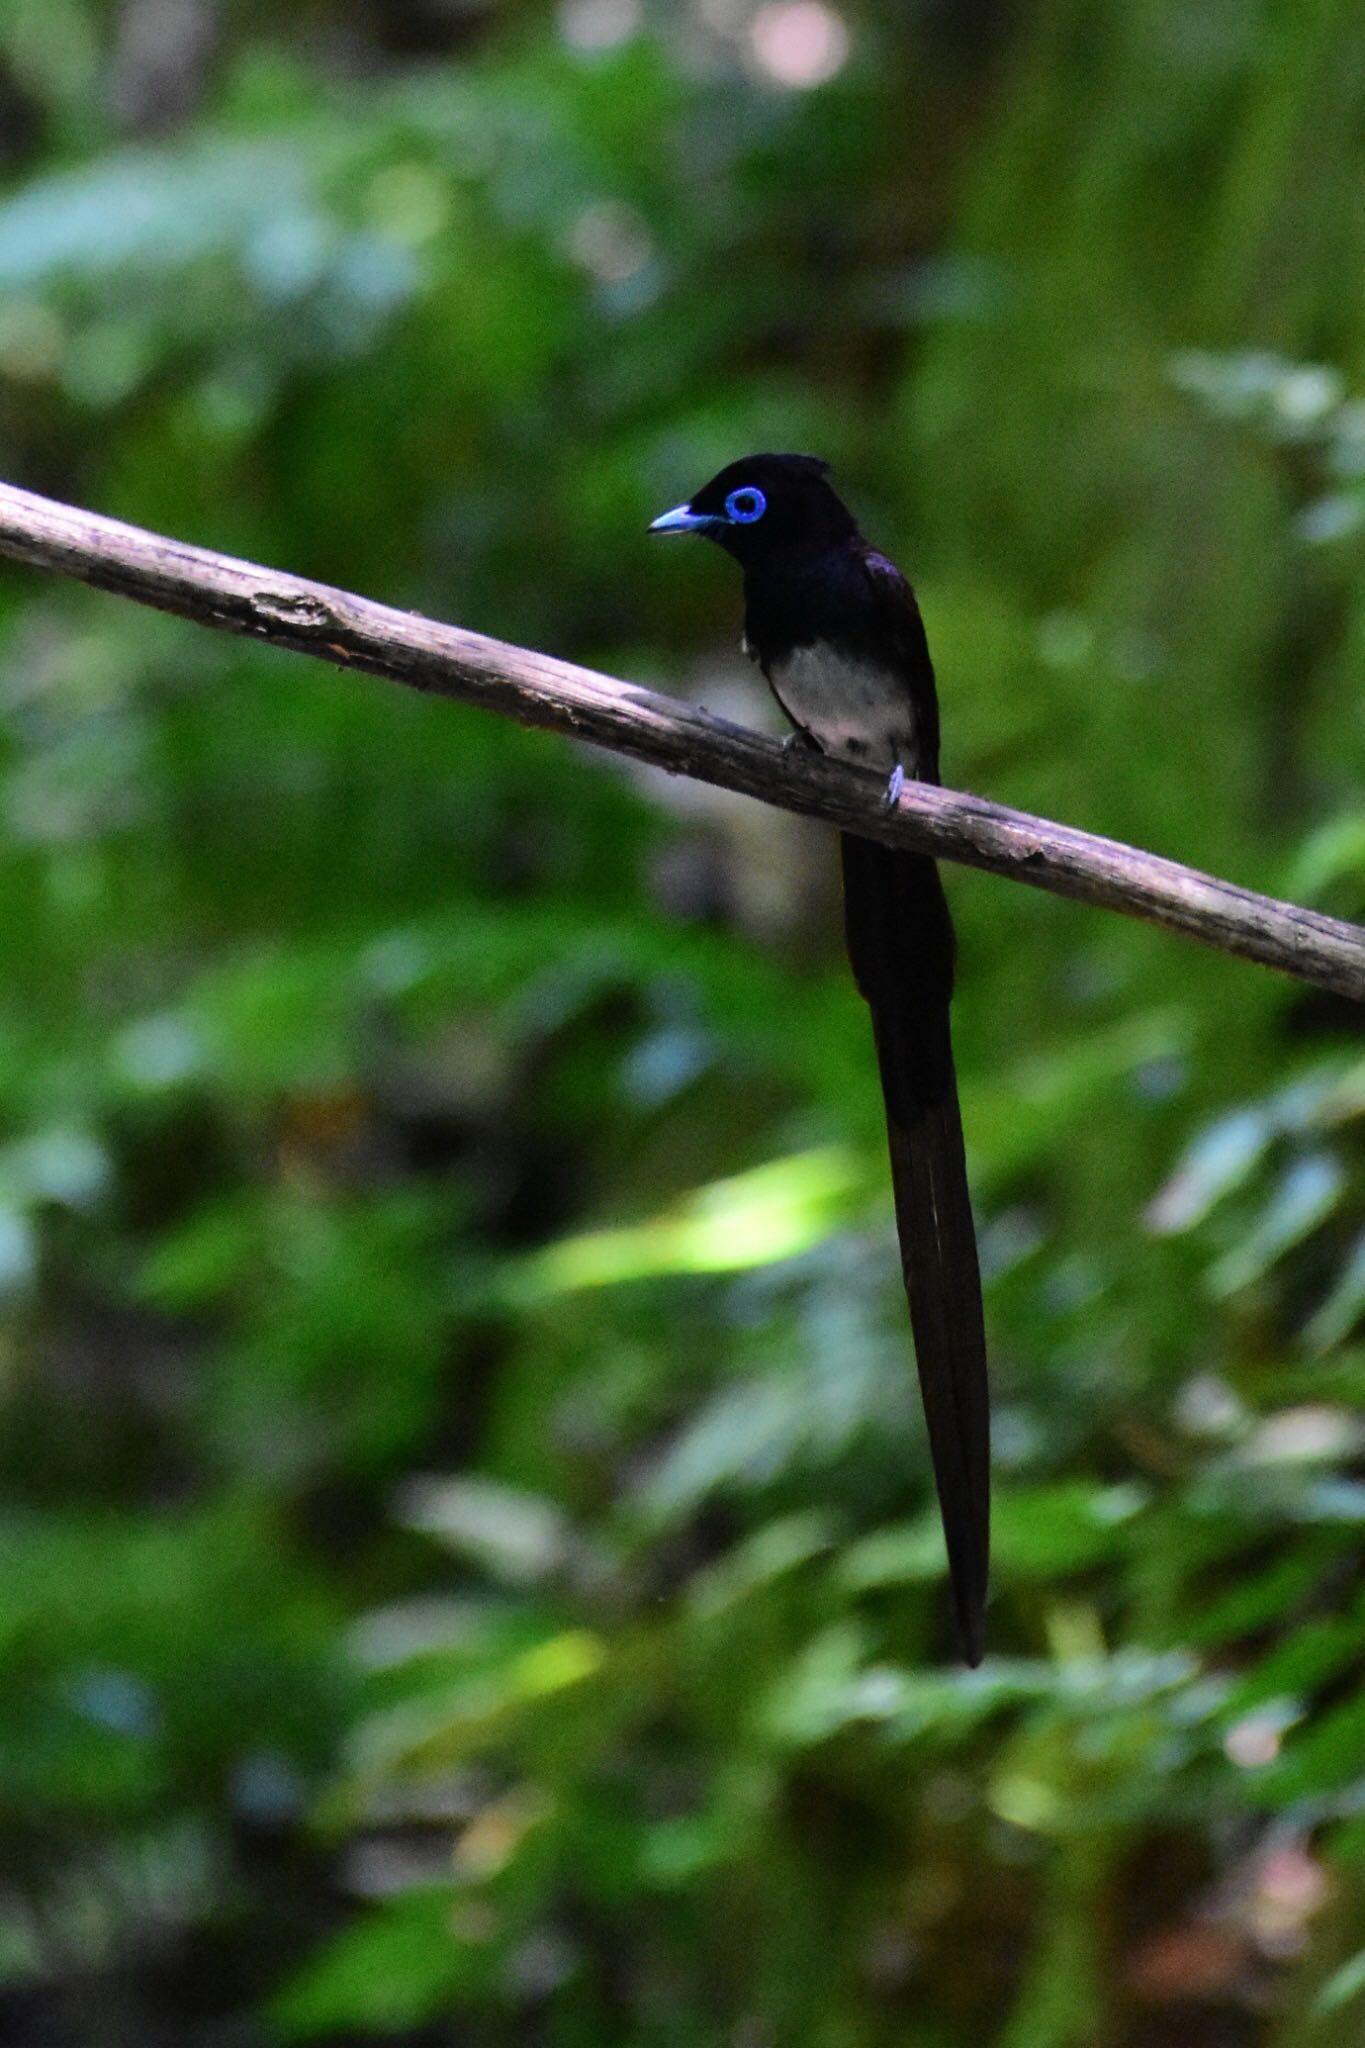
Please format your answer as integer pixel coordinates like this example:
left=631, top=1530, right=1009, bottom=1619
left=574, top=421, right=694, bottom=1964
left=883, top=762, right=906, bottom=811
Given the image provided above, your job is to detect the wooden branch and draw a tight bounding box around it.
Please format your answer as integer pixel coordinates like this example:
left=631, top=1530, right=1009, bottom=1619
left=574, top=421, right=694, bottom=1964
left=0, top=479, right=1359, bottom=1002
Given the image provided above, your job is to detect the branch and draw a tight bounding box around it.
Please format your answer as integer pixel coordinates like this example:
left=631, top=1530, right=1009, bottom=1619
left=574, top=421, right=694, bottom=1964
left=0, top=480, right=1359, bottom=1002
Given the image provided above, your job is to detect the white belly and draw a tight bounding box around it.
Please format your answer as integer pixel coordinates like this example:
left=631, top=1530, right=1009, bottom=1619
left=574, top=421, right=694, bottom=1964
left=766, top=643, right=918, bottom=772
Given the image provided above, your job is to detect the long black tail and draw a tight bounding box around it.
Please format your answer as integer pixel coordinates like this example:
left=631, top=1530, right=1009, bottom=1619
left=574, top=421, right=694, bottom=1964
left=840, top=833, right=989, bottom=1664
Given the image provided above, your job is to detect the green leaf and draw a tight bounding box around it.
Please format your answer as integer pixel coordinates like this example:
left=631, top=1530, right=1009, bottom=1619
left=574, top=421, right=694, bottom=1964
left=274, top=1888, right=490, bottom=2036
left=1313, top=1947, right=1365, bottom=2017
left=396, top=1476, right=572, bottom=1587
left=518, top=1147, right=862, bottom=1295
left=1207, top=1155, right=1347, bottom=1297
left=993, top=1483, right=1148, bottom=1577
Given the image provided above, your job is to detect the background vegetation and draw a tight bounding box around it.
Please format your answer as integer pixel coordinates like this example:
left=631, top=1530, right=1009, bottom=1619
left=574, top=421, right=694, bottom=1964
left=0, top=2, right=1362, bottom=2042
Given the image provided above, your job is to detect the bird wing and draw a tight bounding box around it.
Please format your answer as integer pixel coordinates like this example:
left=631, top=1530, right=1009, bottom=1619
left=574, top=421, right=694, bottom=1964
left=854, top=548, right=942, bottom=779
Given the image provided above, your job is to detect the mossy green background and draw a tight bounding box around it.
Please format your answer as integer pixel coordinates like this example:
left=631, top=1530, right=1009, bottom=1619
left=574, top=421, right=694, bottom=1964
left=0, top=2, right=1361, bottom=2042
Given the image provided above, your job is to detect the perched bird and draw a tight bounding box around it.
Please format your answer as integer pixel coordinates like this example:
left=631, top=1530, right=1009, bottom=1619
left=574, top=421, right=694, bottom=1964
left=651, top=454, right=989, bottom=1663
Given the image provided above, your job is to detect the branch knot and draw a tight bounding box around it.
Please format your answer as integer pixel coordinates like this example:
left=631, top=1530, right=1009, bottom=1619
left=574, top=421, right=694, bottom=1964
left=250, top=589, right=334, bottom=632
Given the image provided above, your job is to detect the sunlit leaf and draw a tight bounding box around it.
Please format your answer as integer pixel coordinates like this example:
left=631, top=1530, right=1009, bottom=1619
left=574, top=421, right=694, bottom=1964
left=396, top=1476, right=572, bottom=1587
left=1315, top=1946, right=1365, bottom=2016
left=520, top=1147, right=862, bottom=1293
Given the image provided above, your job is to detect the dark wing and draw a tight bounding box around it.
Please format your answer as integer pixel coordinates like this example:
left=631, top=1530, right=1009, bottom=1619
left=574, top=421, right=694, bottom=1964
left=857, top=548, right=941, bottom=780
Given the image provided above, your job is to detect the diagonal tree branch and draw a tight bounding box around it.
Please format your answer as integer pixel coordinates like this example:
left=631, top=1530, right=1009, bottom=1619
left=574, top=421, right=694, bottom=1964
left=0, top=479, right=1360, bottom=1002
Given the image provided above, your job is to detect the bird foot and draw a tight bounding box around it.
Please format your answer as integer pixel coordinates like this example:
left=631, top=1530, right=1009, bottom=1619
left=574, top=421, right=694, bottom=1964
left=883, top=762, right=906, bottom=811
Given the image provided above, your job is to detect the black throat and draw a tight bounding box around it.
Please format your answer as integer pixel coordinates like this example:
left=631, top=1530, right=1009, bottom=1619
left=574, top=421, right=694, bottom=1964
left=742, top=540, right=872, bottom=670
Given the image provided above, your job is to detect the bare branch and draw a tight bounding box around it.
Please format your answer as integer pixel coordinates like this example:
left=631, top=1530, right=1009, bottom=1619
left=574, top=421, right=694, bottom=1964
left=0, top=480, right=1359, bottom=1002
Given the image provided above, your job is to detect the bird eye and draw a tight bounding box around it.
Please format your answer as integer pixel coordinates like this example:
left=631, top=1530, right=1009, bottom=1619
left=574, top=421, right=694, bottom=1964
left=724, top=486, right=766, bottom=524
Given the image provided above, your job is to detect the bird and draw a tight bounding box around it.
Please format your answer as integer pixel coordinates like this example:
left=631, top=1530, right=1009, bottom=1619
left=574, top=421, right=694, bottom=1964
left=650, top=453, right=989, bottom=1663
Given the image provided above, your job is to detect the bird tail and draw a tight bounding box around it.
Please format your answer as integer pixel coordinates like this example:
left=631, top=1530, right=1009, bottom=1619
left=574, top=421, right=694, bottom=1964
left=840, top=832, right=990, bottom=1664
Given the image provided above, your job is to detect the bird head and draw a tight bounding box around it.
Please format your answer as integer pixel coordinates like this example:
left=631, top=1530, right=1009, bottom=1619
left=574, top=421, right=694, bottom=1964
left=649, top=452, right=855, bottom=562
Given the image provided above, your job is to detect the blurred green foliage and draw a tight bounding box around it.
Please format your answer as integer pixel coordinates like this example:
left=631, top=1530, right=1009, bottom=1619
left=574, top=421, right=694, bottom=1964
left=0, top=2, right=1362, bottom=2044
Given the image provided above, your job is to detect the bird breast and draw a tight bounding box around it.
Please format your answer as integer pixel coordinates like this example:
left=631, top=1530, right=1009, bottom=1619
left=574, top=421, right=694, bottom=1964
left=766, top=641, right=920, bottom=772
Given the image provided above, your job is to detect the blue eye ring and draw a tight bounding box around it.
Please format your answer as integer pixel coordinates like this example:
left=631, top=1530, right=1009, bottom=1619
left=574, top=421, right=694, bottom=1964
left=724, top=485, right=767, bottom=525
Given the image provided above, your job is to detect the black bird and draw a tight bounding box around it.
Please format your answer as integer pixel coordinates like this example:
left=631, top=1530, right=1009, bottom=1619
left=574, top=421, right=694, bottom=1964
left=651, top=453, right=989, bottom=1663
